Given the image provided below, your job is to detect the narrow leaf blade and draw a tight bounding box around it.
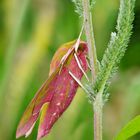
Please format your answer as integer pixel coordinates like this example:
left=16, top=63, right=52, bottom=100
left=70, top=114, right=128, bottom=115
left=115, top=115, right=140, bottom=140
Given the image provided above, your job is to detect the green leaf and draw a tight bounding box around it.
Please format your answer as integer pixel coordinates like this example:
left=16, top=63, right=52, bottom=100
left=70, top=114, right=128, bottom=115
left=115, top=115, right=140, bottom=140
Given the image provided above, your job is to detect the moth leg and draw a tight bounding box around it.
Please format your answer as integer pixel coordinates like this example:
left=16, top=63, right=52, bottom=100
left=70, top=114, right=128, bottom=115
left=86, top=56, right=92, bottom=70
left=69, top=71, right=95, bottom=101
left=59, top=23, right=85, bottom=74
left=87, top=61, right=92, bottom=71
left=69, top=71, right=88, bottom=93
left=74, top=53, right=89, bottom=81
left=74, top=23, right=84, bottom=52
left=60, top=23, right=83, bottom=66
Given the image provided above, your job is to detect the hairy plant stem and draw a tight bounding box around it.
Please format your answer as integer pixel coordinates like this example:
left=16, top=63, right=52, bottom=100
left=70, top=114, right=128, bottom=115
left=94, top=92, right=103, bottom=140
left=82, top=0, right=98, bottom=82
left=82, top=0, right=103, bottom=140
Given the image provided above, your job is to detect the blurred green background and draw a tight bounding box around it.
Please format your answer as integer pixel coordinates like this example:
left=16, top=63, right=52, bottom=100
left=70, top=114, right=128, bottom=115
left=0, top=0, right=140, bottom=140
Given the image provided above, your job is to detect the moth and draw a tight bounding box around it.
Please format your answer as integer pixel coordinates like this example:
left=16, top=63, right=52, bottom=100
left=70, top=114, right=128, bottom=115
left=16, top=39, right=89, bottom=140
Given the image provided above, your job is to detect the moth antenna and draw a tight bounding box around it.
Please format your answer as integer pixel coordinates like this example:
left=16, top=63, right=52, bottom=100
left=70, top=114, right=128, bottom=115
left=69, top=71, right=89, bottom=93
left=59, top=23, right=85, bottom=75
left=74, top=53, right=89, bottom=81
left=59, top=48, right=73, bottom=74
left=60, top=48, right=73, bottom=65
left=59, top=65, right=63, bottom=75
